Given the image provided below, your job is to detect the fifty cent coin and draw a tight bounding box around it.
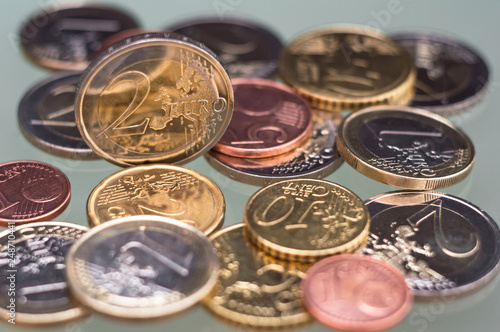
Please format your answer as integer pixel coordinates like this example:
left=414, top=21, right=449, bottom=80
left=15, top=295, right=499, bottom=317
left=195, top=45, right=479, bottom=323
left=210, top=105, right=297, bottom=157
left=0, top=222, right=88, bottom=325
left=65, top=215, right=219, bottom=319
left=336, top=105, right=474, bottom=189
left=0, top=161, right=71, bottom=227
left=213, top=78, right=312, bottom=158
left=75, top=32, right=233, bottom=166
left=87, top=164, right=225, bottom=235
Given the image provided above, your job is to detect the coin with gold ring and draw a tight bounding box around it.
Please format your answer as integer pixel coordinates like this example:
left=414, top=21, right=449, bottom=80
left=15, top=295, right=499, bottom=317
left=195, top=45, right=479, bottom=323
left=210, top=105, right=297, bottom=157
left=244, top=179, right=370, bottom=262
left=87, top=164, right=225, bottom=235
left=204, top=223, right=312, bottom=327
left=75, top=32, right=234, bottom=166
left=279, top=25, right=415, bottom=111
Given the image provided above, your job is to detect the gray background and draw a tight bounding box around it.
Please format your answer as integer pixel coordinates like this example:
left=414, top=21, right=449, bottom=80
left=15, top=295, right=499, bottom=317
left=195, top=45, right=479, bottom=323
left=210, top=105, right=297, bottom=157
left=1, top=0, right=499, bottom=331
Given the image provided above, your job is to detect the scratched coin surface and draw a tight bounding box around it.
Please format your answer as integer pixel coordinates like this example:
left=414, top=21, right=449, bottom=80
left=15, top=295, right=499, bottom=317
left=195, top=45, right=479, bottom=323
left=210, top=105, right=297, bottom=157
left=18, top=71, right=97, bottom=159
left=75, top=32, right=233, bottom=166
left=204, top=223, right=311, bottom=327
left=244, top=179, right=369, bottom=262
left=168, top=18, right=283, bottom=79
left=336, top=105, right=474, bottom=189
left=206, top=110, right=343, bottom=186
left=212, top=78, right=312, bottom=158
left=391, top=32, right=489, bottom=116
left=87, top=164, right=225, bottom=235
left=363, top=191, right=500, bottom=299
left=0, top=161, right=71, bottom=227
left=302, top=254, right=412, bottom=331
left=0, top=222, right=88, bottom=325
left=279, top=26, right=415, bottom=111
left=65, top=215, right=218, bottom=319
left=20, top=4, right=139, bottom=70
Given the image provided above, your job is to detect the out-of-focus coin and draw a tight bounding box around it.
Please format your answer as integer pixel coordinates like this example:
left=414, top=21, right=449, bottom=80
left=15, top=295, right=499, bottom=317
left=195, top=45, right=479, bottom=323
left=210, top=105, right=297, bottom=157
left=168, top=18, right=283, bottom=79
left=363, top=191, right=500, bottom=299
left=87, top=164, right=225, bottom=235
left=244, top=179, right=369, bottom=262
left=391, top=32, right=489, bottom=116
left=336, top=105, right=474, bottom=189
left=96, top=29, right=168, bottom=55
left=301, top=254, right=412, bottom=331
left=206, top=110, right=343, bottom=186
left=75, top=32, right=234, bottom=166
left=65, top=215, right=219, bottom=319
left=0, top=161, right=71, bottom=227
left=212, top=78, right=312, bottom=158
left=18, top=71, right=97, bottom=159
left=204, top=223, right=311, bottom=327
left=0, top=222, right=88, bottom=325
left=20, top=5, right=139, bottom=70
left=279, top=26, right=415, bottom=111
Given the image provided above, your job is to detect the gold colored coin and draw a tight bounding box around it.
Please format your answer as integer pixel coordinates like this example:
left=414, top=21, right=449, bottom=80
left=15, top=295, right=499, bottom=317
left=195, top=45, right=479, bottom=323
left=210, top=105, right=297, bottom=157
left=204, top=223, right=311, bottom=327
left=87, top=164, right=225, bottom=235
left=336, top=105, right=475, bottom=189
left=244, top=179, right=370, bottom=262
left=75, top=33, right=234, bottom=166
left=65, top=215, right=219, bottom=320
left=0, top=222, right=88, bottom=325
left=279, top=26, right=415, bottom=111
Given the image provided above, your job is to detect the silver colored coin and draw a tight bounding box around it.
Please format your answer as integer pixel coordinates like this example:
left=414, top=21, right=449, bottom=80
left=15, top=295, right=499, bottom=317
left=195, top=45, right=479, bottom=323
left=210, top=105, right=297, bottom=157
left=205, top=110, right=343, bottom=186
left=65, top=215, right=219, bottom=319
left=363, top=191, right=500, bottom=299
left=18, top=71, right=98, bottom=159
left=0, top=222, right=88, bottom=325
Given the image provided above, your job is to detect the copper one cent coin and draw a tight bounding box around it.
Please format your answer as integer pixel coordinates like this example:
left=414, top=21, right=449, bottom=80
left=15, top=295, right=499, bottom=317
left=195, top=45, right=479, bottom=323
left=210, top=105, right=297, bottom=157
left=213, top=78, right=312, bottom=158
left=0, top=161, right=71, bottom=227
left=301, top=254, right=412, bottom=331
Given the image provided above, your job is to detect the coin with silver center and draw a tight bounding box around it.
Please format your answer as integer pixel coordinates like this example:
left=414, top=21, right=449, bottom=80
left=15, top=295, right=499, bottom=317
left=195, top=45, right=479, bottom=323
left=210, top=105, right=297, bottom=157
left=363, top=191, right=500, bottom=299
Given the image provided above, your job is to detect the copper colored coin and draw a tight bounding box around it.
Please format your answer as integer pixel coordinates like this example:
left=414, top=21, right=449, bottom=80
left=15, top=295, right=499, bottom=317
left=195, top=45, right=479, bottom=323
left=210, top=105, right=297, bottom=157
left=0, top=161, right=71, bottom=227
left=301, top=254, right=412, bottom=331
left=212, top=78, right=313, bottom=158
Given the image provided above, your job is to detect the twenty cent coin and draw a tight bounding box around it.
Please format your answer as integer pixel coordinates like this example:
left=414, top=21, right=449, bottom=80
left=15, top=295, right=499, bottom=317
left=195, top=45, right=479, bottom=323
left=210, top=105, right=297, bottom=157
left=0, top=222, right=88, bottom=325
left=301, top=254, right=412, bottom=331
left=244, top=179, right=369, bottom=262
left=336, top=105, right=474, bottom=189
left=363, top=191, right=500, bottom=299
left=75, top=32, right=234, bottom=166
left=87, top=164, right=225, bottom=235
left=65, top=215, right=219, bottom=319
left=0, top=161, right=71, bottom=227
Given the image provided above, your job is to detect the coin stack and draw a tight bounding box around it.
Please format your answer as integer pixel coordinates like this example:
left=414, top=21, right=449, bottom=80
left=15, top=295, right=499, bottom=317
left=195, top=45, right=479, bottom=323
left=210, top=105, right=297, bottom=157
left=1, top=3, right=498, bottom=332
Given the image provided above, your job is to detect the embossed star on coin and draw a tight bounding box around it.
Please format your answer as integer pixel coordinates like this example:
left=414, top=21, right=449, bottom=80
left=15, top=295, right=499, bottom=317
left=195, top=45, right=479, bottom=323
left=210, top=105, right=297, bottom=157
left=336, top=105, right=474, bottom=189
left=244, top=179, right=370, bottom=262
left=75, top=32, right=234, bottom=166
left=65, top=216, right=219, bottom=319
left=0, top=222, right=88, bottom=325
left=87, top=164, right=225, bottom=235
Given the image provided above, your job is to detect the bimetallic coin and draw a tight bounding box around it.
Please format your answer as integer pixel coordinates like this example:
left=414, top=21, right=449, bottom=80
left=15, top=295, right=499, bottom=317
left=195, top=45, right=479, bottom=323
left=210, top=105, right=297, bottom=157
left=65, top=216, right=219, bottom=319
left=213, top=79, right=312, bottom=158
left=18, top=71, right=97, bottom=159
left=363, top=191, right=500, bottom=299
left=0, top=161, right=71, bottom=227
left=20, top=5, right=139, bottom=70
left=87, top=164, right=225, bottom=235
left=391, top=32, right=489, bottom=116
left=206, top=110, right=343, bottom=186
left=279, top=26, right=416, bottom=111
left=336, top=106, right=474, bottom=189
left=168, top=18, right=283, bottom=79
left=75, top=32, right=234, bottom=166
left=244, top=179, right=369, bottom=262
left=302, top=254, right=412, bottom=331
left=204, top=223, right=311, bottom=327
left=0, top=222, right=88, bottom=325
